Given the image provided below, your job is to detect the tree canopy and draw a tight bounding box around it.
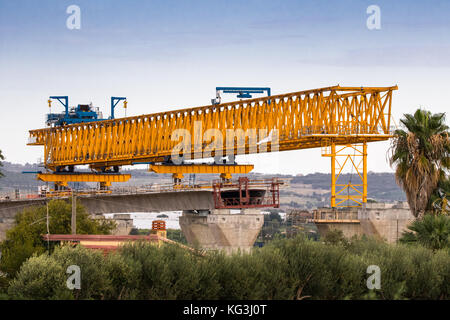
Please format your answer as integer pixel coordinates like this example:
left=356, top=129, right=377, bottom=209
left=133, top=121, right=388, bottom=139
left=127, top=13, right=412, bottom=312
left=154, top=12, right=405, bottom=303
left=399, top=214, right=450, bottom=250
left=389, top=109, right=450, bottom=218
left=0, top=199, right=116, bottom=279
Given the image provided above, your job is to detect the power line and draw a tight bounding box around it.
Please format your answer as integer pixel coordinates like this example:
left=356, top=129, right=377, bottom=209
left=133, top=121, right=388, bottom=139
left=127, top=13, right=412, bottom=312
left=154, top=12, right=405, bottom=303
left=46, top=201, right=50, bottom=253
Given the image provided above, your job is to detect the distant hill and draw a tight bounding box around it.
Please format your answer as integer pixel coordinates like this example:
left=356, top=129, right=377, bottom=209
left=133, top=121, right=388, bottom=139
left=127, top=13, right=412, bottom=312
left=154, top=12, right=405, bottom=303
left=0, top=162, right=88, bottom=194
left=0, top=162, right=43, bottom=193
left=290, top=172, right=406, bottom=203
left=1, top=161, right=41, bottom=173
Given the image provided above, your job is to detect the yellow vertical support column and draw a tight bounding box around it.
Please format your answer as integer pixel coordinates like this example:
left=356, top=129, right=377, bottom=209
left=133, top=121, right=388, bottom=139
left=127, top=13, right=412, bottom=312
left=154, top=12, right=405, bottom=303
left=330, top=142, right=336, bottom=208
left=362, top=141, right=367, bottom=206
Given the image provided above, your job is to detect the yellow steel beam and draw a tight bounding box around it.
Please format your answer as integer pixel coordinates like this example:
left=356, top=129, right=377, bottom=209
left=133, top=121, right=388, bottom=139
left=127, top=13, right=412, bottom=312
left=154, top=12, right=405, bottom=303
left=36, top=173, right=131, bottom=186
left=313, top=219, right=360, bottom=224
left=28, top=85, right=397, bottom=170
left=149, top=164, right=254, bottom=175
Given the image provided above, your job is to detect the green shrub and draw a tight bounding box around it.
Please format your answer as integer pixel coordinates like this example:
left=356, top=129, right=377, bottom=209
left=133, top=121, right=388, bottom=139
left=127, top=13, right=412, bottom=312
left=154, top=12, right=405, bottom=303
left=399, top=215, right=450, bottom=250
left=8, top=246, right=111, bottom=300
left=7, top=236, right=449, bottom=300
left=0, top=199, right=116, bottom=279
left=7, top=253, right=70, bottom=300
left=323, top=229, right=349, bottom=246
left=50, top=246, right=111, bottom=299
left=269, top=236, right=367, bottom=299
left=346, top=239, right=449, bottom=299
left=104, top=251, right=141, bottom=299
left=212, top=249, right=292, bottom=299
left=117, top=242, right=205, bottom=299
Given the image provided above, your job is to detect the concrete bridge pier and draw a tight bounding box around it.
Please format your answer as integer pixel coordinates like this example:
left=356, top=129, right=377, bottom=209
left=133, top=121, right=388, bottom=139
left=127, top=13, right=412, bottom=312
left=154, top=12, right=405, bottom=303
left=313, top=203, right=415, bottom=243
left=179, top=209, right=264, bottom=254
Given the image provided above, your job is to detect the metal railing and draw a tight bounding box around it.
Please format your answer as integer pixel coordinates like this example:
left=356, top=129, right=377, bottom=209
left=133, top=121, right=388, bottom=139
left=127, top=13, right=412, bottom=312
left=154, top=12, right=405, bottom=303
left=0, top=178, right=289, bottom=202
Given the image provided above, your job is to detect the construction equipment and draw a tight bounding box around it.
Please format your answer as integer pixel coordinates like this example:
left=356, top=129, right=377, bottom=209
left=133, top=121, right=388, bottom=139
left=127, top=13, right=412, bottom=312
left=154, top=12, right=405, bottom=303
left=33, top=95, right=129, bottom=188
left=46, top=96, right=104, bottom=126
left=28, top=85, right=397, bottom=207
left=110, top=96, right=127, bottom=119
left=45, top=95, right=127, bottom=126
left=212, top=87, right=271, bottom=104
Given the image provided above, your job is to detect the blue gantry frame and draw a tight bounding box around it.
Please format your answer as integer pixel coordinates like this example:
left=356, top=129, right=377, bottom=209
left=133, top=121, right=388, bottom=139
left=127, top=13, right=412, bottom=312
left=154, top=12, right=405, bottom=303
left=216, top=87, right=271, bottom=99
left=110, top=96, right=127, bottom=119
left=49, top=96, right=69, bottom=117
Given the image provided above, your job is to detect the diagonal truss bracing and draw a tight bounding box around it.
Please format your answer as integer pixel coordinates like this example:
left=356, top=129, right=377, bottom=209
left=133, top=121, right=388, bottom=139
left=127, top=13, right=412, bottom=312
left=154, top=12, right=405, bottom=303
left=28, top=85, right=397, bottom=173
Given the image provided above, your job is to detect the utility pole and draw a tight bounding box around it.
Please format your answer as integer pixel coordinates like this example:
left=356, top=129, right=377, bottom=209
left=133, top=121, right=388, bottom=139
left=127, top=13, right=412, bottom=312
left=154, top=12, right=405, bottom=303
left=71, top=189, right=76, bottom=234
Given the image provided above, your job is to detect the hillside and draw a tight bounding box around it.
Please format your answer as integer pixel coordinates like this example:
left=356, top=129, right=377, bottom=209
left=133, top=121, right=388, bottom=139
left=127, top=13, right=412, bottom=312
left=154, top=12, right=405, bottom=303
left=0, top=162, right=89, bottom=193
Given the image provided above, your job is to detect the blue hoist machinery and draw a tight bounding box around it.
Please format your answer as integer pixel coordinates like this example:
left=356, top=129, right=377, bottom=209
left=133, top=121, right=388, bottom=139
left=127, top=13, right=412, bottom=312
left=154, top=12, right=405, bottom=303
left=46, top=96, right=127, bottom=127
left=211, top=87, right=271, bottom=105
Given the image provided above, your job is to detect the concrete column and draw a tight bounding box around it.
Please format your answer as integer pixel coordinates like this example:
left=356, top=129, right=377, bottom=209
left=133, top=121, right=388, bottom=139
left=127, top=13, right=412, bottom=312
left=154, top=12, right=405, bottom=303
left=179, top=210, right=264, bottom=254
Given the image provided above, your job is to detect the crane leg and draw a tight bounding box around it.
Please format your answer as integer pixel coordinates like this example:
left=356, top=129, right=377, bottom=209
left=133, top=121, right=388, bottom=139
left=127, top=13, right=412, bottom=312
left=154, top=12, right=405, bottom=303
left=331, top=142, right=336, bottom=208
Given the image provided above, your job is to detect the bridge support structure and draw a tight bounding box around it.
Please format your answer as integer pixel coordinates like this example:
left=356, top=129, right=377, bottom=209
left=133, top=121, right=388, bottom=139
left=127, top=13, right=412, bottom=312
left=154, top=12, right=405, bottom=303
left=179, top=180, right=280, bottom=253
left=321, top=141, right=367, bottom=208
left=179, top=209, right=264, bottom=254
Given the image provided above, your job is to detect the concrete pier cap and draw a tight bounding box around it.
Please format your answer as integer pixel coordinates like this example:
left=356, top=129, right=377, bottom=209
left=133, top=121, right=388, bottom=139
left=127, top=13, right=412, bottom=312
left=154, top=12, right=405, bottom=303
left=179, top=208, right=264, bottom=254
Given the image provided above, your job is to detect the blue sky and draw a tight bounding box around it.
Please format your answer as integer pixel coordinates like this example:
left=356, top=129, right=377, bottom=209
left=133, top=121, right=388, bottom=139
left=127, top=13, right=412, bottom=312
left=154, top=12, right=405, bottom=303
left=1, top=0, right=449, bottom=174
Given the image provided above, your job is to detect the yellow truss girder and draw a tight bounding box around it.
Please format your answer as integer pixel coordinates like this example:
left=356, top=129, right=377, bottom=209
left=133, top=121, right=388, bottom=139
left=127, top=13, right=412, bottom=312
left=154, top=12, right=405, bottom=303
left=28, top=85, right=397, bottom=171
left=148, top=164, right=254, bottom=175
left=36, top=173, right=131, bottom=187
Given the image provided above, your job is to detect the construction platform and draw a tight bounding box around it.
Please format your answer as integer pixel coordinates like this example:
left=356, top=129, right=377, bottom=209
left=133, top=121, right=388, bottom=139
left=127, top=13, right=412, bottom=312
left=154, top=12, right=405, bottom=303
left=37, top=172, right=131, bottom=187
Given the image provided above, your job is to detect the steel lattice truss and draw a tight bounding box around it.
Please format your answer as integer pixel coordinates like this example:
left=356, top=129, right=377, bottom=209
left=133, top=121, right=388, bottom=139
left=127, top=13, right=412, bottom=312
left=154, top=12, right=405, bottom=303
left=28, top=85, right=397, bottom=172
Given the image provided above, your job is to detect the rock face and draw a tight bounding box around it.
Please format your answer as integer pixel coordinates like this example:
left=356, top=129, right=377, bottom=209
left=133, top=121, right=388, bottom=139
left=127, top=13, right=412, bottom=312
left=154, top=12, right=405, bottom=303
left=179, top=209, right=264, bottom=254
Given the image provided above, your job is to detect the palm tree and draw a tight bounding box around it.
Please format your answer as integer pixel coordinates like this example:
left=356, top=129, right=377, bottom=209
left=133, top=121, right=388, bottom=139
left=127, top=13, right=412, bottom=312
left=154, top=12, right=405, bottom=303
left=399, top=215, right=450, bottom=250
left=389, top=109, right=450, bottom=218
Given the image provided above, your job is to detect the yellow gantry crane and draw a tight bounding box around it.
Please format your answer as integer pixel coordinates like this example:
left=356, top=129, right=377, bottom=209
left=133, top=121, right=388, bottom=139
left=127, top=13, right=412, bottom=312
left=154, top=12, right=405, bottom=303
left=28, top=85, right=397, bottom=207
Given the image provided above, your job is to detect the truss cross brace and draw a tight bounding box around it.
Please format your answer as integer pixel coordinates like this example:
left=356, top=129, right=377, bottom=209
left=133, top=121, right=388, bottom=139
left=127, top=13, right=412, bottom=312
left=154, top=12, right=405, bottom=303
left=322, top=141, right=367, bottom=208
